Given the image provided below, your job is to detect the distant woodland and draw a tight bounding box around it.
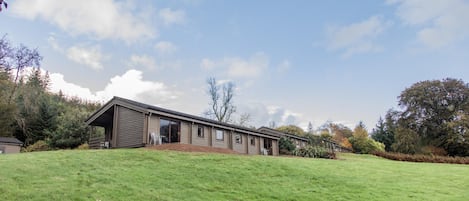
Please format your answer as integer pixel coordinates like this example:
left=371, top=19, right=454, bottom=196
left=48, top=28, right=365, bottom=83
left=0, top=35, right=102, bottom=149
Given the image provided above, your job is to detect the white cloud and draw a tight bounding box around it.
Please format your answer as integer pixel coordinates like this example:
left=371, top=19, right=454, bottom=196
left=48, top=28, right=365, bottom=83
left=11, top=0, right=155, bottom=43
left=200, top=52, right=270, bottom=78
left=200, top=58, right=216, bottom=70
left=159, top=8, right=186, bottom=25
left=48, top=69, right=178, bottom=104
left=277, top=59, right=291, bottom=73
left=237, top=103, right=303, bottom=128
left=128, top=54, right=182, bottom=70
left=129, top=54, right=158, bottom=70
left=155, top=41, right=178, bottom=55
left=325, top=16, right=391, bottom=57
left=66, top=45, right=106, bottom=70
left=388, top=0, right=469, bottom=48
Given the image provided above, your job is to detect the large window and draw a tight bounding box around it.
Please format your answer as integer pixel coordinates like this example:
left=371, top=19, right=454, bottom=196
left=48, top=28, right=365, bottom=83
left=235, top=134, right=242, bottom=144
left=197, top=126, right=204, bottom=138
left=160, top=119, right=180, bottom=143
left=250, top=137, right=255, bottom=146
left=216, top=130, right=224, bottom=141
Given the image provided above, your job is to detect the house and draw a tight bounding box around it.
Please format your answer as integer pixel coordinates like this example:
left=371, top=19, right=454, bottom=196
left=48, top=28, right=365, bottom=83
left=258, top=126, right=352, bottom=153
left=258, top=127, right=308, bottom=149
left=85, top=96, right=280, bottom=156
left=0, top=137, right=23, bottom=154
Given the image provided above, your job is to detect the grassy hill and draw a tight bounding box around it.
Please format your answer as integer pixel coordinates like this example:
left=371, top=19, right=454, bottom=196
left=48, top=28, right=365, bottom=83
left=1, top=149, right=468, bottom=201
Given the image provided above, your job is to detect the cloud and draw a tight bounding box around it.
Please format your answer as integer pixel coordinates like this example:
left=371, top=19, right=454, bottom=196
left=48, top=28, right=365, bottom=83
left=200, top=52, right=270, bottom=78
left=155, top=41, right=178, bottom=55
left=200, top=58, right=216, bottom=70
left=277, top=59, right=291, bottom=73
left=66, top=45, right=106, bottom=70
left=129, top=54, right=158, bottom=70
left=236, top=103, right=303, bottom=128
left=388, top=0, right=469, bottom=48
left=159, top=8, right=186, bottom=25
left=325, top=16, right=391, bottom=57
left=11, top=0, right=155, bottom=43
left=128, top=54, right=182, bottom=70
left=48, top=69, right=178, bottom=104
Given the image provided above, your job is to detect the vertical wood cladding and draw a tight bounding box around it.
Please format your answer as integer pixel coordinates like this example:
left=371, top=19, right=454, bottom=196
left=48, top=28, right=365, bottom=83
left=117, top=106, right=144, bottom=148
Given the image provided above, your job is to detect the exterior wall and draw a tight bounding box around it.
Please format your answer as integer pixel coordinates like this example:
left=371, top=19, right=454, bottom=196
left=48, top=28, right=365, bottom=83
left=272, top=139, right=279, bottom=156
left=0, top=144, right=21, bottom=154
left=232, top=132, right=247, bottom=154
left=116, top=106, right=144, bottom=148
left=147, top=115, right=160, bottom=144
left=248, top=136, right=260, bottom=155
left=180, top=121, right=190, bottom=144
left=212, top=128, right=229, bottom=149
left=191, top=124, right=210, bottom=147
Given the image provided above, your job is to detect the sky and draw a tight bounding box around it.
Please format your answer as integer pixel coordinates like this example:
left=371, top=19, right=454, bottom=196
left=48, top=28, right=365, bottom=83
left=1, top=0, right=469, bottom=131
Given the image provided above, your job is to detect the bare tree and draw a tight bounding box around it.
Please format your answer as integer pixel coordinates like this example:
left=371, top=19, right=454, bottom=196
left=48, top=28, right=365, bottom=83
left=237, top=112, right=251, bottom=127
left=0, top=0, right=7, bottom=12
left=205, top=77, right=236, bottom=123
left=0, top=36, right=43, bottom=103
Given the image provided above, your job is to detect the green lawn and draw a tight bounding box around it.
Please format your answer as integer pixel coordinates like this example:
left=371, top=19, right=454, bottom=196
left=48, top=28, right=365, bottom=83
left=1, top=149, right=468, bottom=201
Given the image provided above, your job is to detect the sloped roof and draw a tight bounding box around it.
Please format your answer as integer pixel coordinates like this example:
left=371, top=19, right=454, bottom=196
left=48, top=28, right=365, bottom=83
left=0, top=137, right=23, bottom=145
left=258, top=126, right=309, bottom=141
left=86, top=96, right=279, bottom=140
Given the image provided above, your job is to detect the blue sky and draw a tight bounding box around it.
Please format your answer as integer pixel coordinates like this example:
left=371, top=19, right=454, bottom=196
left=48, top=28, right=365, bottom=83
left=1, top=0, right=469, bottom=131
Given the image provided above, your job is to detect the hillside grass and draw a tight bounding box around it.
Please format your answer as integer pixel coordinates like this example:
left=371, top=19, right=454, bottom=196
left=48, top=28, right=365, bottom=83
left=1, top=149, right=468, bottom=201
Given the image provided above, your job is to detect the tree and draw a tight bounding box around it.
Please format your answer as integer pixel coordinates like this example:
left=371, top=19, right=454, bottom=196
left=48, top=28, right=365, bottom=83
left=307, top=122, right=313, bottom=134
left=276, top=125, right=306, bottom=136
left=398, top=78, right=469, bottom=156
left=371, top=110, right=398, bottom=152
left=205, top=77, right=236, bottom=123
left=279, top=136, right=296, bottom=154
left=392, top=126, right=420, bottom=154
left=349, top=122, right=384, bottom=154
left=0, top=0, right=7, bottom=12
left=0, top=70, right=15, bottom=136
left=268, top=121, right=276, bottom=129
left=0, top=36, right=42, bottom=103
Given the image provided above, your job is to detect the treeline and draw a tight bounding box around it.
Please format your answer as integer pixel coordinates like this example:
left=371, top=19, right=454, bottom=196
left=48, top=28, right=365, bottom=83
left=371, top=78, right=469, bottom=157
left=276, top=122, right=385, bottom=156
left=0, top=35, right=101, bottom=149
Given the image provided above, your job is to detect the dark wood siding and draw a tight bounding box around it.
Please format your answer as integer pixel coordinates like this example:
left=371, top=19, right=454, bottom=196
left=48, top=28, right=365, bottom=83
left=117, top=106, right=144, bottom=148
left=89, top=136, right=105, bottom=149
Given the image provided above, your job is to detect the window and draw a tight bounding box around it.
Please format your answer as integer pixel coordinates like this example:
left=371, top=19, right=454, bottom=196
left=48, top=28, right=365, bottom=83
left=216, top=130, right=224, bottom=141
left=235, top=134, right=242, bottom=144
left=197, top=126, right=204, bottom=138
left=160, top=119, right=180, bottom=143
left=250, top=137, right=255, bottom=146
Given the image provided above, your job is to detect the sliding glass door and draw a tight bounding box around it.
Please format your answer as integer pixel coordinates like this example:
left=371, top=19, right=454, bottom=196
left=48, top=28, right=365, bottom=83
left=160, top=119, right=180, bottom=143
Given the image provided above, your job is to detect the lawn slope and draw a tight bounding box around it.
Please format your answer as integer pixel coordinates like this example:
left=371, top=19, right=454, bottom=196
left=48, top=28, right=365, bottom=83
left=1, top=149, right=468, bottom=201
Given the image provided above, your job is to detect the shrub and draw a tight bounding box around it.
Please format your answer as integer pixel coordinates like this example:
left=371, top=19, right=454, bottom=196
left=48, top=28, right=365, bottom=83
left=25, top=140, right=51, bottom=152
left=279, top=137, right=296, bottom=155
left=421, top=146, right=447, bottom=156
left=373, top=151, right=469, bottom=164
left=293, top=146, right=336, bottom=159
left=76, top=143, right=89, bottom=150
left=349, top=137, right=385, bottom=154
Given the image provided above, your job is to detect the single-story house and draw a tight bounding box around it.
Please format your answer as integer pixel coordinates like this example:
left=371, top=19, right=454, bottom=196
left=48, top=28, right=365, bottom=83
left=86, top=96, right=280, bottom=156
left=258, top=126, right=352, bottom=153
left=258, top=127, right=308, bottom=149
left=0, top=137, right=23, bottom=154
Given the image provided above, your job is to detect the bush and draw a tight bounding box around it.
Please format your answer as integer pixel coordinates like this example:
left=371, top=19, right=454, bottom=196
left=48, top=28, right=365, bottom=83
left=279, top=137, right=296, bottom=155
left=373, top=151, right=469, bottom=164
left=76, top=143, right=89, bottom=150
left=25, top=140, right=51, bottom=152
left=349, top=137, right=385, bottom=154
left=421, top=146, right=447, bottom=156
left=293, top=146, right=336, bottom=159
